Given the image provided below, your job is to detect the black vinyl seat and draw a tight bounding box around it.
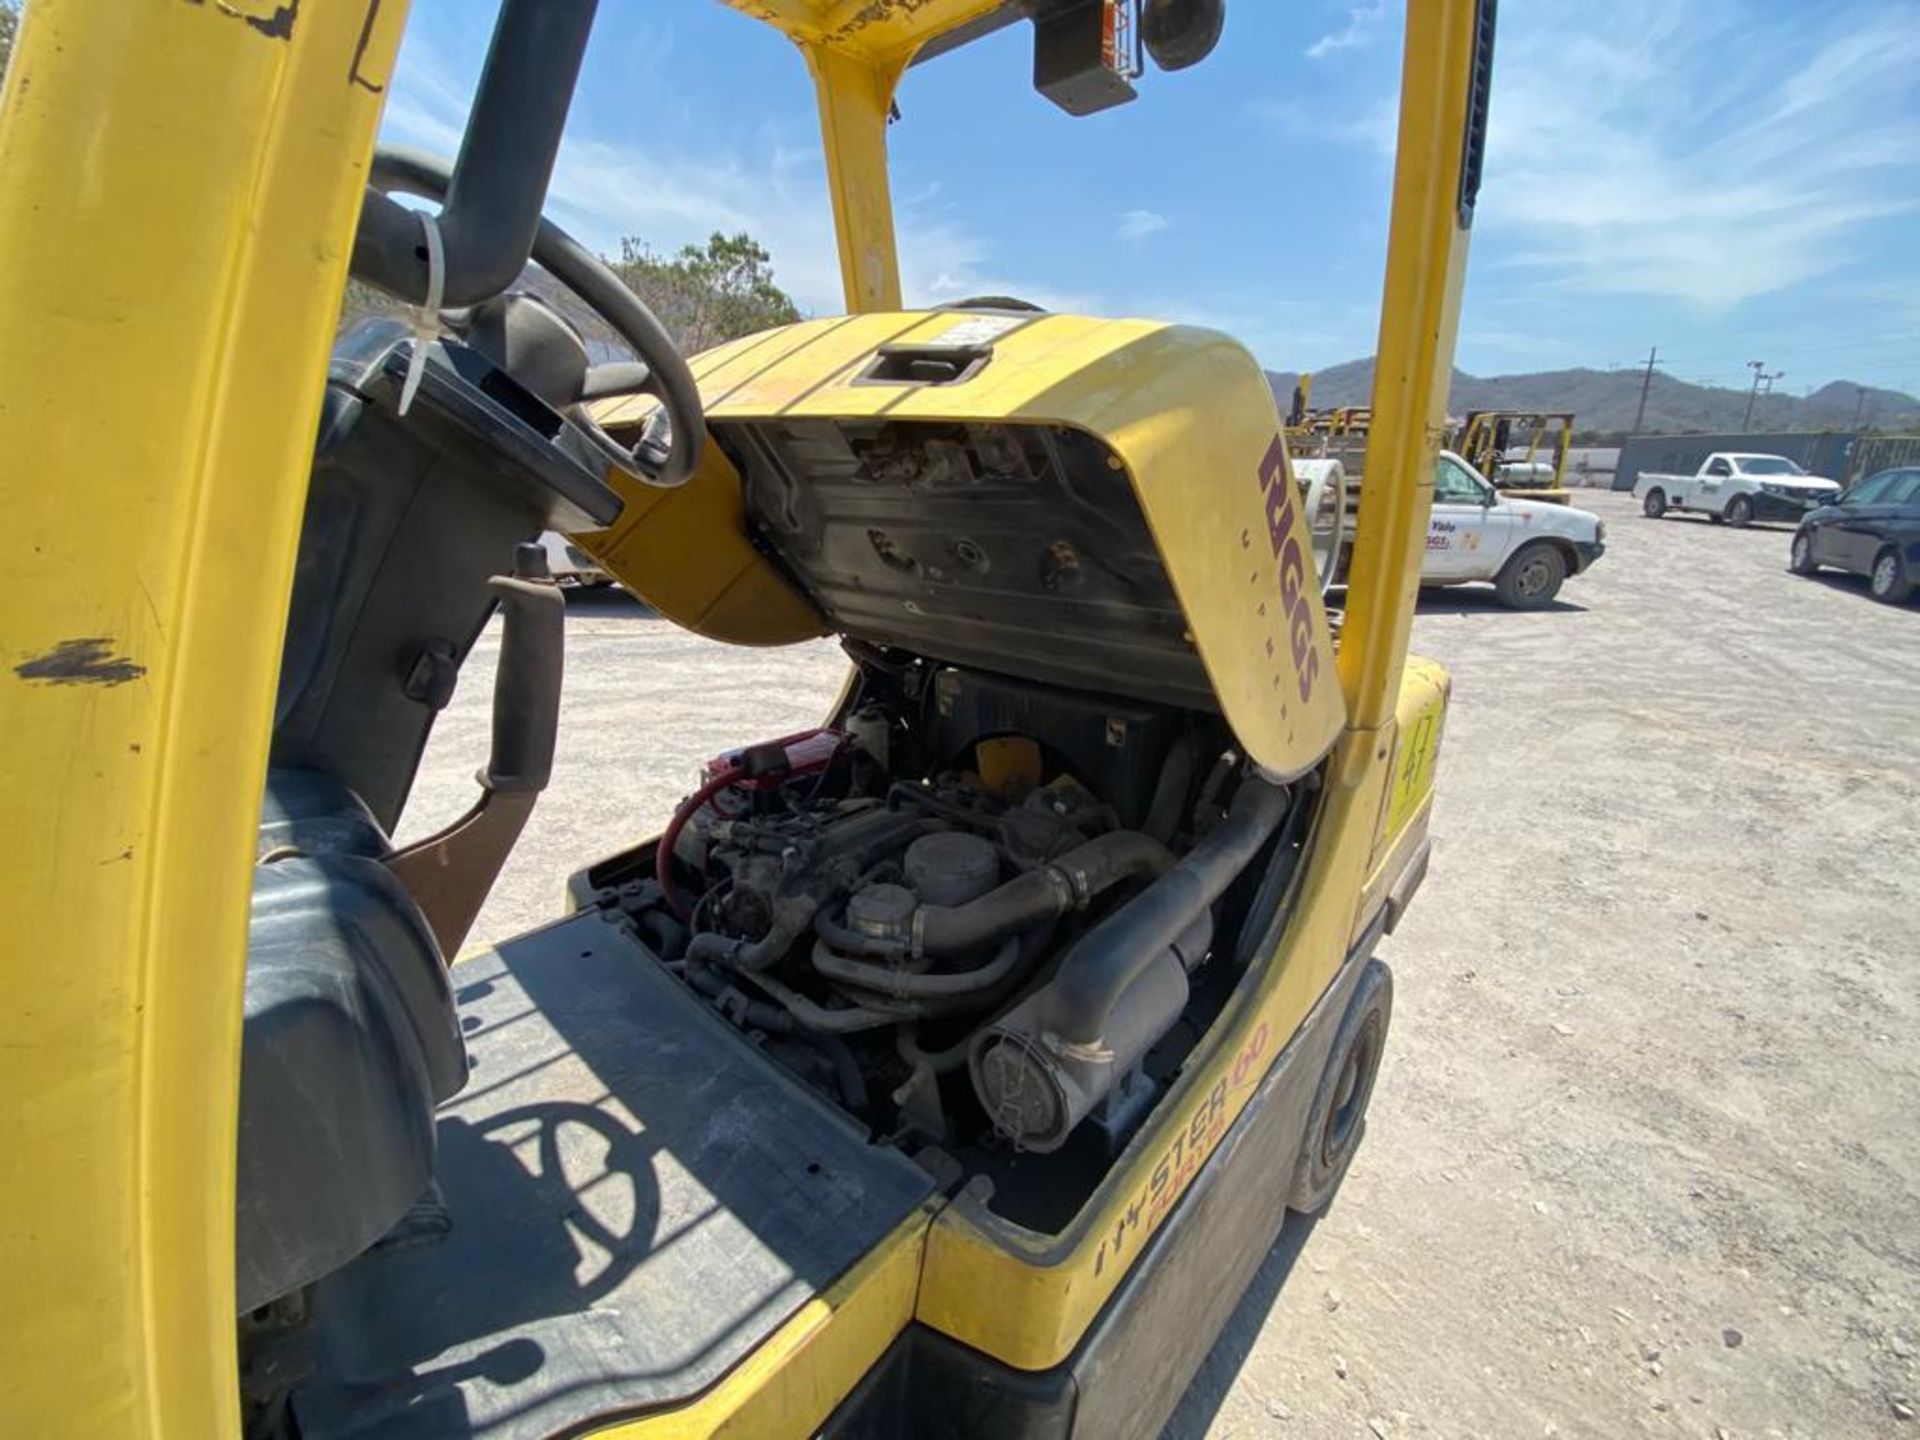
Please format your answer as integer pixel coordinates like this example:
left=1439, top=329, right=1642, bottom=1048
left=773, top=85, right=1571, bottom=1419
left=257, top=767, right=392, bottom=862
left=236, top=769, right=468, bottom=1315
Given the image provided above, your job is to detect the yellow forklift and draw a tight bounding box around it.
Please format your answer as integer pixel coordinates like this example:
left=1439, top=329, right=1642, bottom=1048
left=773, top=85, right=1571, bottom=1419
left=1453, top=408, right=1575, bottom=503
left=0, top=1, right=1488, bottom=1436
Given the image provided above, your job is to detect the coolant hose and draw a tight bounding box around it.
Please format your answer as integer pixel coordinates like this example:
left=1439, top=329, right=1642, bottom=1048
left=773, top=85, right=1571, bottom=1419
left=813, top=1033, right=867, bottom=1111
left=813, top=906, right=911, bottom=960
left=1231, top=783, right=1314, bottom=968
left=1144, top=734, right=1197, bottom=844
left=686, top=921, right=811, bottom=975
left=683, top=959, right=797, bottom=1033
left=912, top=829, right=1175, bottom=956
left=686, top=962, right=866, bottom=1110
left=811, top=936, right=1021, bottom=999
left=898, top=1025, right=976, bottom=1076
left=1041, top=777, right=1291, bottom=1048
left=744, top=969, right=925, bottom=1033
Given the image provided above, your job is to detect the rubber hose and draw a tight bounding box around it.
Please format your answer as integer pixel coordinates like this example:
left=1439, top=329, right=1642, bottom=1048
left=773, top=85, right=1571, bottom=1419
left=811, top=1033, right=867, bottom=1111
left=1231, top=786, right=1314, bottom=968
left=886, top=782, right=1004, bottom=836
left=811, top=936, right=1021, bottom=1000
left=686, top=920, right=811, bottom=975
left=744, top=970, right=924, bottom=1033
left=914, top=829, right=1174, bottom=956
left=897, top=1025, right=976, bottom=1076
left=1041, top=777, right=1290, bottom=1048
left=1144, top=733, right=1197, bottom=844
left=639, top=908, right=688, bottom=961
left=683, top=961, right=797, bottom=1034
left=688, top=961, right=865, bottom=1109
left=813, top=906, right=910, bottom=960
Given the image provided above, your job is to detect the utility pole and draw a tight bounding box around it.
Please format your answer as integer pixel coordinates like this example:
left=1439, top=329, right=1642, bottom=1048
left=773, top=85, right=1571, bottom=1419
left=1851, top=385, right=1868, bottom=429
left=1743, top=360, right=1783, bottom=431
left=1632, top=345, right=1659, bottom=434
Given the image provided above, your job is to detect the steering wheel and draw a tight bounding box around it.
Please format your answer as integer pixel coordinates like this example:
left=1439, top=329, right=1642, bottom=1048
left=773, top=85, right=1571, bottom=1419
left=365, top=148, right=705, bottom=490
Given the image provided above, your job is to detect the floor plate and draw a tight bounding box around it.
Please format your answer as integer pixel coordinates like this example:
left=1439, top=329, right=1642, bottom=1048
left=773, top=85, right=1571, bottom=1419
left=294, top=912, right=933, bottom=1439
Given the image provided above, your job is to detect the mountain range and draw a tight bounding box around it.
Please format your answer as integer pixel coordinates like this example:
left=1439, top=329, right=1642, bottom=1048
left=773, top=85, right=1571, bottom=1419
left=1265, top=360, right=1920, bottom=439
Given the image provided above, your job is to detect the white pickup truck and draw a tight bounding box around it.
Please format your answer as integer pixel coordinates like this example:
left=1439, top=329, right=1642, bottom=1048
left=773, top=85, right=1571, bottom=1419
left=1302, top=451, right=1607, bottom=608
left=1637, top=452, right=1842, bottom=527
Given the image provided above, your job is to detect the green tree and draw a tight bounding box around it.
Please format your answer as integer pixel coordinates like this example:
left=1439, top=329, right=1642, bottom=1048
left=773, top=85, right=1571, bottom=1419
left=337, top=229, right=801, bottom=357
left=608, top=231, right=802, bottom=353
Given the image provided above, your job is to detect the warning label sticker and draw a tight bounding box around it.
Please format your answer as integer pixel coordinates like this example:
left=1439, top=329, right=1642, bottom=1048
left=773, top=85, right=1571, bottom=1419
left=935, top=313, right=1026, bottom=347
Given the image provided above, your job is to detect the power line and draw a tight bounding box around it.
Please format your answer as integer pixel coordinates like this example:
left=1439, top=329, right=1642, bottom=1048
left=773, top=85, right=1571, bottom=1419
left=1743, top=361, right=1784, bottom=430
left=1632, top=345, right=1659, bottom=434
left=1653, top=333, right=1920, bottom=368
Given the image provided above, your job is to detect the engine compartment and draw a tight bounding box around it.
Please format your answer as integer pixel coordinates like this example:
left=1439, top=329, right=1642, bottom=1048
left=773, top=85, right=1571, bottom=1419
left=575, top=656, right=1311, bottom=1228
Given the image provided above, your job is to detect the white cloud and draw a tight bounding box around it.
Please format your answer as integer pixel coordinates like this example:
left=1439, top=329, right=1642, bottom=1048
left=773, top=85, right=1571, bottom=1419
left=903, top=213, right=1103, bottom=315
left=1117, top=209, right=1170, bottom=242
left=1477, top=0, right=1920, bottom=308
left=1246, top=95, right=1398, bottom=159
left=1306, top=2, right=1391, bottom=61
left=1267, top=1, right=1920, bottom=313
left=377, top=31, right=1089, bottom=319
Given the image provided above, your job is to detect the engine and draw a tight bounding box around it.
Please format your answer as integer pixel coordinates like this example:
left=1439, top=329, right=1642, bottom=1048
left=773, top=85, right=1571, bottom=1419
left=594, top=663, right=1300, bottom=1169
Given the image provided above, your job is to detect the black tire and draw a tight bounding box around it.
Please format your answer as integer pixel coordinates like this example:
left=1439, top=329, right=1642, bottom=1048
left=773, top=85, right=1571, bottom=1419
left=1870, top=546, right=1914, bottom=604
left=1707, top=512, right=1725, bottom=525
left=1494, top=541, right=1568, bottom=609
left=1290, top=960, right=1393, bottom=1216
left=1727, top=494, right=1754, bottom=527
left=1789, top=529, right=1820, bottom=576
left=1642, top=488, right=1667, bottom=518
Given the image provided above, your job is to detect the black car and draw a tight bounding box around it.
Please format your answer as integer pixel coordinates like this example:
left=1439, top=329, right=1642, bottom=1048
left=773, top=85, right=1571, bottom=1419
left=1789, top=466, right=1920, bottom=603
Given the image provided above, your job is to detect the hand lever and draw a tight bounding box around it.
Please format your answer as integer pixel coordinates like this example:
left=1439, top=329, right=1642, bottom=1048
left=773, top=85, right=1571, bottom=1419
left=388, top=544, right=565, bottom=957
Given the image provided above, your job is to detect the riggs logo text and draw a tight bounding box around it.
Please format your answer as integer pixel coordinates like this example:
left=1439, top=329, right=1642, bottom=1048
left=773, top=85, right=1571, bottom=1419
left=1257, top=436, right=1321, bottom=702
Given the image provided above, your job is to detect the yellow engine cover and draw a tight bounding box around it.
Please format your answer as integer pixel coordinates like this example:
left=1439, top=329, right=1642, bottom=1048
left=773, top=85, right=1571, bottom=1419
left=589, top=310, right=1346, bottom=781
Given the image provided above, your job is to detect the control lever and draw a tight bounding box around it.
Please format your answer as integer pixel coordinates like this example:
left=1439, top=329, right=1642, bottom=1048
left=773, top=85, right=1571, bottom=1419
left=388, top=543, right=564, bottom=957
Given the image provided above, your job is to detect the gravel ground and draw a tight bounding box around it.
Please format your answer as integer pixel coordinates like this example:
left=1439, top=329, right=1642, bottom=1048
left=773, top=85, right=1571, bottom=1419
left=400, top=487, right=1919, bottom=1439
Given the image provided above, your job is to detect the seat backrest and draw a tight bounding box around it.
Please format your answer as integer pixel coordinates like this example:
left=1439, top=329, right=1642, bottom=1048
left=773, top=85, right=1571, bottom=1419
left=236, top=851, right=468, bottom=1314
left=271, top=379, right=549, bottom=833
left=257, top=766, right=391, bottom=862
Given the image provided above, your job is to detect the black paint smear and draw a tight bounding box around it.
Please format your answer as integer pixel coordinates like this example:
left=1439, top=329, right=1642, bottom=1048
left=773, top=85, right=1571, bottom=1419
left=183, top=0, right=299, bottom=44
left=13, top=638, right=147, bottom=687
left=243, top=2, right=299, bottom=42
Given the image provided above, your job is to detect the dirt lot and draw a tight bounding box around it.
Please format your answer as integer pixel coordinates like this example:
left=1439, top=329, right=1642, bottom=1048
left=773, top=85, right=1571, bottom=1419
left=400, top=487, right=1919, bottom=1439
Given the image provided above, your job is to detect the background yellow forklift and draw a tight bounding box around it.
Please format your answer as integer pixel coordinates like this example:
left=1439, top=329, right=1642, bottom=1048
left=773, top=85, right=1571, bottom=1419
left=0, top=1, right=1489, bottom=1436
left=1452, top=408, right=1575, bottom=502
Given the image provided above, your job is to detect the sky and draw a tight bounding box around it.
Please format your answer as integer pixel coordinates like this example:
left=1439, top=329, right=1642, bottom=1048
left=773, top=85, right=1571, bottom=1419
left=379, top=0, right=1920, bottom=396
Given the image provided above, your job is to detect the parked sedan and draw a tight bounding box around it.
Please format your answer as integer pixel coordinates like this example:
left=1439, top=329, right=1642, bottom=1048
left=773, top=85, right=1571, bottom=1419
left=1789, top=466, right=1920, bottom=603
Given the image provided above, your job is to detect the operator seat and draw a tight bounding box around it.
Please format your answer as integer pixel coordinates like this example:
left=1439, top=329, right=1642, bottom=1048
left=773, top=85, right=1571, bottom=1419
left=235, top=305, right=599, bottom=1315
left=236, top=769, right=469, bottom=1316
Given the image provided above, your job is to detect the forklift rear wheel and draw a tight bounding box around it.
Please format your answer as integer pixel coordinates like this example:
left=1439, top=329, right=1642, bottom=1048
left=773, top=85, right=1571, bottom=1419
left=1289, top=959, right=1393, bottom=1216
left=1641, top=488, right=1667, bottom=518
left=1727, top=495, right=1754, bottom=527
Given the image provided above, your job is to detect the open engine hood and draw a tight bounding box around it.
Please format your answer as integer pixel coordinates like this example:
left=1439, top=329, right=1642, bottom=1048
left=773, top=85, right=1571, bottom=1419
left=583, top=310, right=1346, bottom=781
